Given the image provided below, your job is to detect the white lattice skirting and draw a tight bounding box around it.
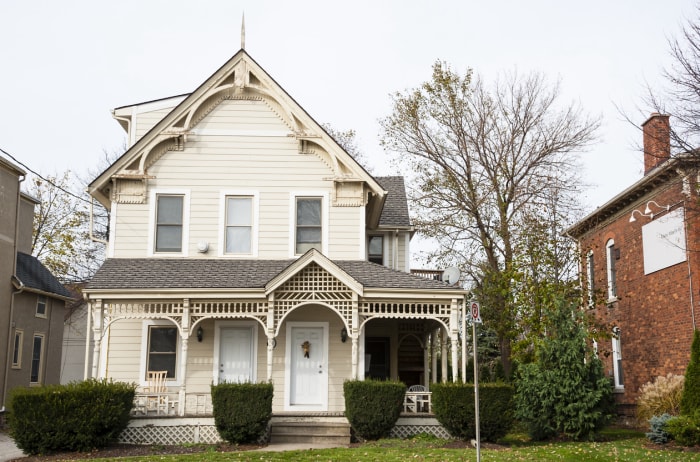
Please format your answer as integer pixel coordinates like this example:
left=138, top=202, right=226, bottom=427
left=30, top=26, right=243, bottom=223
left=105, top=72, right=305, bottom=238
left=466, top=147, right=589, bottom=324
left=120, top=416, right=450, bottom=445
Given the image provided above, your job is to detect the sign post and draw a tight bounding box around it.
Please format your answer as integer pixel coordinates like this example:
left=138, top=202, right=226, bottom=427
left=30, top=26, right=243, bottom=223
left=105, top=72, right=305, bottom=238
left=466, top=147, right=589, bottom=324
left=471, top=301, right=482, bottom=462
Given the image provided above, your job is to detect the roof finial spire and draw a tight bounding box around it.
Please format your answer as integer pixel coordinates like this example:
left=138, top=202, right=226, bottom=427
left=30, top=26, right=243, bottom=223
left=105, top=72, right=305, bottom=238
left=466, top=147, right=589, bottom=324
left=241, top=12, right=246, bottom=50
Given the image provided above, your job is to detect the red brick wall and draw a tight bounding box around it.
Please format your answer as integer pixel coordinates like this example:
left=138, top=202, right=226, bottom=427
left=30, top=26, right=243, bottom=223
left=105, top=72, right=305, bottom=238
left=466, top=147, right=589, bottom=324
left=579, top=178, right=699, bottom=410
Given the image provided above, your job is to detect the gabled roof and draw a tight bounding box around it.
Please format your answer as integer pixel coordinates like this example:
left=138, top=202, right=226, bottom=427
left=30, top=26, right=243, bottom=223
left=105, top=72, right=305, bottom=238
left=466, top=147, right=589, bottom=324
left=14, top=252, right=72, bottom=300
left=88, top=49, right=387, bottom=225
left=85, top=256, right=456, bottom=293
left=376, top=176, right=412, bottom=228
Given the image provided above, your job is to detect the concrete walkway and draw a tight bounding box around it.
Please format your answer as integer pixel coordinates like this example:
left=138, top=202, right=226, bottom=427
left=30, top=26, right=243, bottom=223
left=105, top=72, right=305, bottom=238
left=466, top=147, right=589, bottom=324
left=0, top=432, right=24, bottom=462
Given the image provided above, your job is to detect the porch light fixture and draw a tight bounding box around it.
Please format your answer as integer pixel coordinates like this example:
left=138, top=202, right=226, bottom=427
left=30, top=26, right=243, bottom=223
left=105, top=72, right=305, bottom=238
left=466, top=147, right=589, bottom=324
left=196, top=326, right=203, bottom=342
left=340, top=328, right=348, bottom=343
left=629, top=200, right=670, bottom=222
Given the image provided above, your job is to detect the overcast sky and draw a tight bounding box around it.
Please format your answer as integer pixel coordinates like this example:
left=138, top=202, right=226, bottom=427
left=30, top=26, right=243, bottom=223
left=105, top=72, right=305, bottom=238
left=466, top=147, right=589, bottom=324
left=1, top=0, right=697, bottom=213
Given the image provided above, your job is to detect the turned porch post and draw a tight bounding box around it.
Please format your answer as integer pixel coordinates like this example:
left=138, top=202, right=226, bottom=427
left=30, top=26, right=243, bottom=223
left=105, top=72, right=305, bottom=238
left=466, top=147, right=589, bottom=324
left=450, top=299, right=460, bottom=382
left=266, top=295, right=275, bottom=381
left=351, top=294, right=359, bottom=379
left=178, top=300, right=190, bottom=416
left=91, top=299, right=103, bottom=379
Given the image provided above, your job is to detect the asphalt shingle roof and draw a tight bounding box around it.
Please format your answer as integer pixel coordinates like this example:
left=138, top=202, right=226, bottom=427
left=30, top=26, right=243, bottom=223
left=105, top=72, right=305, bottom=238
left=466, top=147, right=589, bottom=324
left=87, top=258, right=454, bottom=291
left=16, top=252, right=72, bottom=298
left=375, top=176, right=412, bottom=227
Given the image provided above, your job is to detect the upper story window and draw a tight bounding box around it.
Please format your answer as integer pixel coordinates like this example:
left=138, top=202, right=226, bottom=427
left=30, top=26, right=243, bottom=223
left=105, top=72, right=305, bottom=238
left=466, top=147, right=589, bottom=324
left=149, top=190, right=190, bottom=256
left=586, top=251, right=595, bottom=307
left=36, top=295, right=47, bottom=318
left=368, top=236, right=384, bottom=265
left=295, top=197, right=322, bottom=254
left=225, top=196, right=253, bottom=254
left=606, top=239, right=617, bottom=300
left=156, top=195, right=184, bottom=252
left=12, top=329, right=23, bottom=368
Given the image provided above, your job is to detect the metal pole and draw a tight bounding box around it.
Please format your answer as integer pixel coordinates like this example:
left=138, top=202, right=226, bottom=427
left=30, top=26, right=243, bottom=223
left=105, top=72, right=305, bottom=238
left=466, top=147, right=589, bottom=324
left=472, top=320, right=481, bottom=461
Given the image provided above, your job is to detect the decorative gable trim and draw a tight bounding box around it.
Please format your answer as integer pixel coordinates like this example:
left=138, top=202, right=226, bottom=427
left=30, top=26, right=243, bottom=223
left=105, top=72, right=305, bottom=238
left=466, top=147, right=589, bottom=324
left=265, top=249, right=363, bottom=296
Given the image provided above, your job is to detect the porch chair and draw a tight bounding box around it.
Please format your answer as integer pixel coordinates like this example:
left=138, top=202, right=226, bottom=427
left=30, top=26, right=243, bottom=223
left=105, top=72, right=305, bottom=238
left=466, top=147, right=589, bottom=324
left=144, top=370, right=170, bottom=415
left=407, top=384, right=430, bottom=413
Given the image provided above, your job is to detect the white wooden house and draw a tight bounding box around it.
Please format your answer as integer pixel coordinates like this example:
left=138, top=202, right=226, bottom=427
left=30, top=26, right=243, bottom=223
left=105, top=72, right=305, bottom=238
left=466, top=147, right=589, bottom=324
left=83, top=46, right=467, bottom=444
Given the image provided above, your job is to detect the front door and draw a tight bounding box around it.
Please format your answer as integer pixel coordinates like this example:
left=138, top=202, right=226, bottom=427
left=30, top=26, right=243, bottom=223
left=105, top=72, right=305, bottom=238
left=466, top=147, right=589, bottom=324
left=219, top=326, right=254, bottom=383
left=286, top=323, right=328, bottom=410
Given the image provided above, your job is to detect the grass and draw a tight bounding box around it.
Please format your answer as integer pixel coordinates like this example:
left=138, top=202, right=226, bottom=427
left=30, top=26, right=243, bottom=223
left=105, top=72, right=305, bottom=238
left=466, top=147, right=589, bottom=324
left=81, top=428, right=700, bottom=462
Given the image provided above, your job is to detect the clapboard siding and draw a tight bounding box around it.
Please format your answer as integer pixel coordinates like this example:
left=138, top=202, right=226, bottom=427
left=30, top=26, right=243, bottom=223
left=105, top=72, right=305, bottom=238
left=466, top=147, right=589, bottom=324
left=134, top=107, right=175, bottom=143
left=112, top=98, right=363, bottom=259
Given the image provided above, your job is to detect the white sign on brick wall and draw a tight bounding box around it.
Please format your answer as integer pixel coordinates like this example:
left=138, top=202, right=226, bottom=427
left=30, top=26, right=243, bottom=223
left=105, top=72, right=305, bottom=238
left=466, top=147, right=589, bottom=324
left=642, top=207, right=686, bottom=275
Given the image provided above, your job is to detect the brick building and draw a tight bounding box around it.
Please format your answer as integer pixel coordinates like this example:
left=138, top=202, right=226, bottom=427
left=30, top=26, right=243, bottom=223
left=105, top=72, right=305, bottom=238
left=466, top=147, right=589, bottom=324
left=567, top=113, right=700, bottom=417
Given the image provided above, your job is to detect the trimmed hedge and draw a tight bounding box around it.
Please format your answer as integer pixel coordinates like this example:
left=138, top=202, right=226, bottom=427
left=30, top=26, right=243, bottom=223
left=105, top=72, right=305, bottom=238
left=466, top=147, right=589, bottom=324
left=8, top=379, right=136, bottom=455
left=211, top=382, right=273, bottom=444
left=344, top=380, right=405, bottom=440
left=431, top=382, right=514, bottom=442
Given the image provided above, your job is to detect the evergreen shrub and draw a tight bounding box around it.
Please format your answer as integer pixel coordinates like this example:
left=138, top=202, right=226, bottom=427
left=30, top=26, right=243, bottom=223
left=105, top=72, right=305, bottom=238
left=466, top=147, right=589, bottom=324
left=211, top=382, right=273, bottom=444
left=666, top=413, right=700, bottom=446
left=343, top=380, right=405, bottom=440
left=431, top=382, right=514, bottom=442
left=8, top=379, right=136, bottom=455
left=681, top=330, right=700, bottom=416
left=646, top=413, right=673, bottom=444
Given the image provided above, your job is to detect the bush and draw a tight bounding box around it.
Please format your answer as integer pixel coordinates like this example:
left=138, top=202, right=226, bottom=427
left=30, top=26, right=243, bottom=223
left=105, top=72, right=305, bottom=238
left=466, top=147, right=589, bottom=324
left=211, top=382, right=273, bottom=444
left=431, top=382, right=514, bottom=442
left=8, top=379, right=135, bottom=455
left=344, top=380, right=405, bottom=440
left=637, top=374, right=684, bottom=424
left=514, top=302, right=613, bottom=441
left=667, top=414, right=700, bottom=446
left=681, top=330, right=700, bottom=416
left=646, top=413, right=674, bottom=444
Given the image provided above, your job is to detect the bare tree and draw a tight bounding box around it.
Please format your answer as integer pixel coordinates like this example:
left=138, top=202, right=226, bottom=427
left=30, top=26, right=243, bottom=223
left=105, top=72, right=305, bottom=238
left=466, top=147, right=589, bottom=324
left=380, top=62, right=600, bottom=375
left=645, top=6, right=700, bottom=155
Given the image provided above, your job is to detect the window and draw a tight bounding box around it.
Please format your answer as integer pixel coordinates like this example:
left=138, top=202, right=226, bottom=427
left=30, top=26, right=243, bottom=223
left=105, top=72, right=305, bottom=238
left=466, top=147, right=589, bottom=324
left=606, top=239, right=617, bottom=300
left=295, top=197, right=322, bottom=254
left=586, top=251, right=595, bottom=306
left=36, top=295, right=47, bottom=317
left=12, top=329, right=23, bottom=368
left=147, top=326, right=178, bottom=380
left=612, top=327, right=624, bottom=389
left=155, top=194, right=184, bottom=253
left=368, top=236, right=384, bottom=265
left=30, top=333, right=45, bottom=384
left=225, top=196, right=253, bottom=254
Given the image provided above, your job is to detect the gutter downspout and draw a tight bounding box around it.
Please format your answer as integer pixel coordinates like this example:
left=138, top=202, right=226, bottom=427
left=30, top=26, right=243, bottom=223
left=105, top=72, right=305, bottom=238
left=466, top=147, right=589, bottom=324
left=2, top=173, right=26, bottom=411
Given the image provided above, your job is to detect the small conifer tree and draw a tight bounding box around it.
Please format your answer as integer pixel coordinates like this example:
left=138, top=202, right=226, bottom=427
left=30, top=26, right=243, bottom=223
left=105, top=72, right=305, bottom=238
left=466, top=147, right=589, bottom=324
left=680, top=329, right=700, bottom=415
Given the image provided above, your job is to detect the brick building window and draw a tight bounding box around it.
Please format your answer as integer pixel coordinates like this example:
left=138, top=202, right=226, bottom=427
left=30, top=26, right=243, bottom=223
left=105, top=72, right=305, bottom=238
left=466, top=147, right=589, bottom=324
left=586, top=251, right=595, bottom=306
left=606, top=239, right=617, bottom=300
left=612, top=327, right=624, bottom=389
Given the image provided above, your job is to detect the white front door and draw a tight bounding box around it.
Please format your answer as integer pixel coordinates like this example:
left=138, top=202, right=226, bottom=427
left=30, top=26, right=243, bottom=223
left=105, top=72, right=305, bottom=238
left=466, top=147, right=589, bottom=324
left=219, top=326, right=254, bottom=383
left=286, top=323, right=328, bottom=410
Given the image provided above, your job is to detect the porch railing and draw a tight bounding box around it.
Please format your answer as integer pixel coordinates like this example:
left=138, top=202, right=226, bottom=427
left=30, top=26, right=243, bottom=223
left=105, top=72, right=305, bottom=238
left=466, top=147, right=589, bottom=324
left=403, top=391, right=432, bottom=414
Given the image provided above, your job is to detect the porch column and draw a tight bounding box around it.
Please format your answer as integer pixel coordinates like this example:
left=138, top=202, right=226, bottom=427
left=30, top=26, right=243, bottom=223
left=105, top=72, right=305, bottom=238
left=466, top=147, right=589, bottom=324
left=351, top=294, right=359, bottom=379
left=431, top=330, right=438, bottom=384
left=83, top=301, right=92, bottom=380
left=266, top=295, right=275, bottom=381
left=450, top=299, right=460, bottom=382
left=178, top=300, right=190, bottom=416
left=441, top=328, right=448, bottom=383
left=91, top=299, right=103, bottom=379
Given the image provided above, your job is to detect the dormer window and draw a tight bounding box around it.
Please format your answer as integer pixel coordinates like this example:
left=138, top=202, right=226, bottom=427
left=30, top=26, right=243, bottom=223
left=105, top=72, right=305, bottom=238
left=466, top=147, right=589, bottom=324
left=368, top=236, right=384, bottom=265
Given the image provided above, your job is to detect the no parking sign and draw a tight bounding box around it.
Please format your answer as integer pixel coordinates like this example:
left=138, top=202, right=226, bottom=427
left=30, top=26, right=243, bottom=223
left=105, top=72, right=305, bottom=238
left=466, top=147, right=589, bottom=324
left=470, top=301, right=482, bottom=323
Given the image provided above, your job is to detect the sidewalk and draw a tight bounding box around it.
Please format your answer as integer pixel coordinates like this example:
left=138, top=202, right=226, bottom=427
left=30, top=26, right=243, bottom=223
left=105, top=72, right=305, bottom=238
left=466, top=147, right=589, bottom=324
left=0, top=432, right=24, bottom=462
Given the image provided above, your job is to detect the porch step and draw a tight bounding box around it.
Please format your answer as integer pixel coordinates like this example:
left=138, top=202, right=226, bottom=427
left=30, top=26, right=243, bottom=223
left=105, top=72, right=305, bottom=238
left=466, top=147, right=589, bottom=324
left=269, top=422, right=351, bottom=445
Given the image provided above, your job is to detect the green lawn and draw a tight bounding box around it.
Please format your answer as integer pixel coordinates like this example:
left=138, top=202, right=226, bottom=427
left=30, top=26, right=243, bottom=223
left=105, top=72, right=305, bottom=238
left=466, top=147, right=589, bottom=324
left=84, top=429, right=700, bottom=462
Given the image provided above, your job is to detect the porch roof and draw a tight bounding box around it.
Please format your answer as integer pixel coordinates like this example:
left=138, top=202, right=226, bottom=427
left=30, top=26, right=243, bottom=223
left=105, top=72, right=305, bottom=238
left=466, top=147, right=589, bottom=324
left=86, top=258, right=457, bottom=292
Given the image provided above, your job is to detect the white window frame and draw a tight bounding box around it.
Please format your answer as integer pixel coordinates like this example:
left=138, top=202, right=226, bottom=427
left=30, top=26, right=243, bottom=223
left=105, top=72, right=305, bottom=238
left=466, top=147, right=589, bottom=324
left=139, top=320, right=181, bottom=387
left=35, top=295, right=47, bottom=318
left=612, top=327, right=624, bottom=390
left=30, top=333, right=45, bottom=385
left=218, top=191, right=259, bottom=257
left=606, top=239, right=617, bottom=301
left=148, top=189, right=190, bottom=257
left=12, top=329, right=23, bottom=368
left=586, top=250, right=595, bottom=307
left=289, top=192, right=329, bottom=257
left=212, top=320, right=259, bottom=385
